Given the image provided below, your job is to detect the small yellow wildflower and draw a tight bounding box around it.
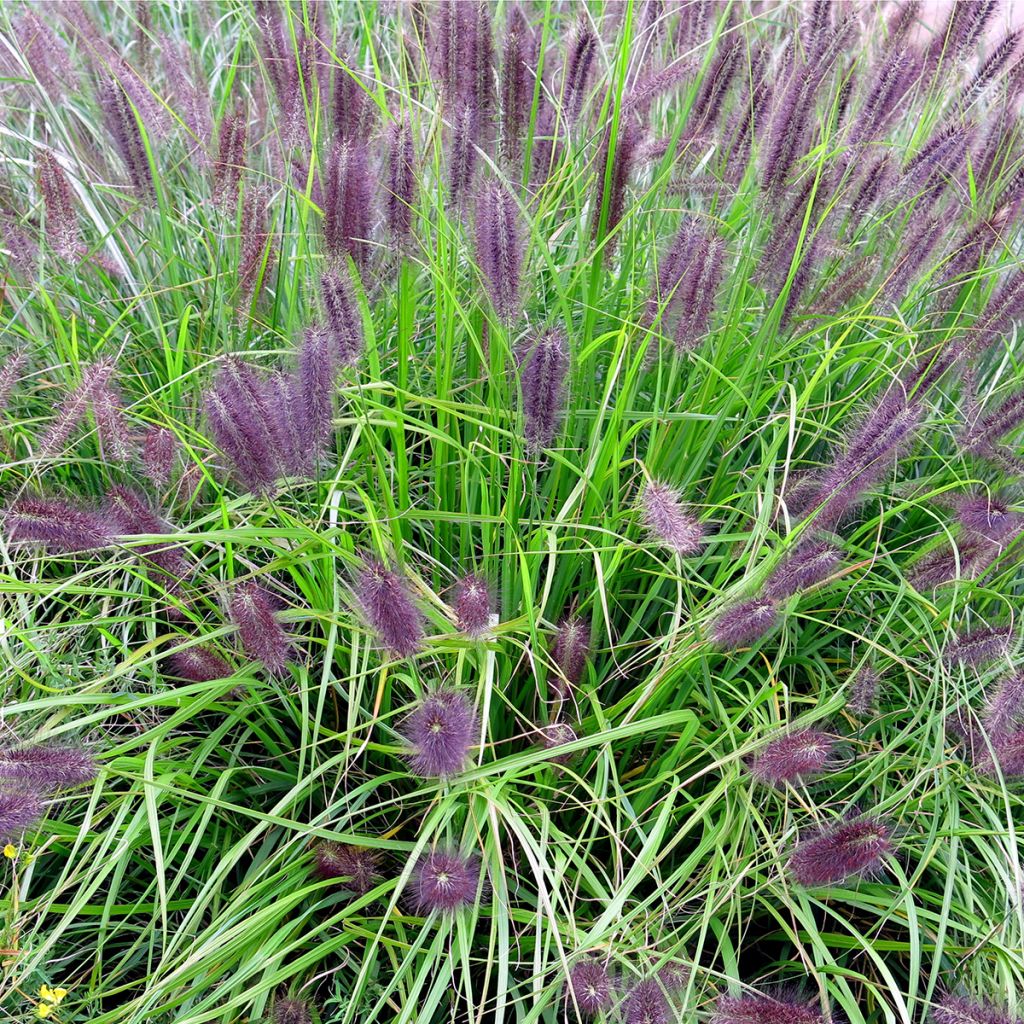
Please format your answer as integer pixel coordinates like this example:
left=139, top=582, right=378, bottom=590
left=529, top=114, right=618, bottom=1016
left=38, top=985, right=67, bottom=1005
left=35, top=1003, right=53, bottom=1020
left=3, top=844, right=16, bottom=859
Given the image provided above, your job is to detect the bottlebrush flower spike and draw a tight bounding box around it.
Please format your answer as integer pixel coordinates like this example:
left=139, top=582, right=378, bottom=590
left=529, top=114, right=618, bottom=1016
left=106, top=485, right=188, bottom=590
left=314, top=841, right=381, bottom=894
left=320, top=267, right=365, bottom=368
left=539, top=721, right=578, bottom=764
left=37, top=150, right=78, bottom=261
left=519, top=327, right=569, bottom=449
left=499, top=6, right=535, bottom=167
left=593, top=119, right=643, bottom=246
left=0, top=349, right=27, bottom=419
left=5, top=497, right=113, bottom=553
left=12, top=11, right=77, bottom=99
left=712, top=989, right=825, bottom=1024
left=943, top=625, right=1013, bottom=668
left=748, top=729, right=838, bottom=786
left=933, top=992, right=1024, bottom=1024
left=623, top=978, right=671, bottom=1024
left=212, top=101, right=247, bottom=210
left=983, top=671, right=1024, bottom=739
left=565, top=959, right=613, bottom=1016
left=640, top=481, right=703, bottom=555
left=551, top=615, right=590, bottom=698
left=711, top=599, right=779, bottom=650
left=333, top=60, right=375, bottom=144
left=228, top=581, right=293, bottom=675
left=272, top=998, right=310, bottom=1024
left=763, top=540, right=840, bottom=600
left=452, top=573, right=491, bottom=636
left=38, top=359, right=113, bottom=460
left=89, top=361, right=135, bottom=462
left=0, top=745, right=96, bottom=791
left=976, top=730, right=1024, bottom=778
left=788, top=814, right=893, bottom=886
left=383, top=116, right=417, bottom=248
left=848, top=666, right=881, bottom=716
left=98, top=75, right=155, bottom=199
left=475, top=179, right=522, bottom=323
left=448, top=102, right=479, bottom=208
left=956, top=494, right=1021, bottom=542
left=562, top=16, right=598, bottom=124
left=402, top=689, right=478, bottom=778
left=141, top=426, right=178, bottom=486
left=322, top=140, right=373, bottom=269
left=356, top=558, right=424, bottom=657
left=298, top=326, right=336, bottom=456
left=0, top=790, right=44, bottom=843
left=167, top=647, right=233, bottom=683
left=411, top=847, right=483, bottom=914
left=161, top=34, right=212, bottom=160
left=237, top=184, right=275, bottom=304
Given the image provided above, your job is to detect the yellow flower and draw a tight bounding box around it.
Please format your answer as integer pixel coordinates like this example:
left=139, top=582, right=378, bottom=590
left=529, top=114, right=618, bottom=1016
left=3, top=844, right=16, bottom=859
left=38, top=986, right=67, bottom=1005
left=35, top=1003, right=53, bottom=1020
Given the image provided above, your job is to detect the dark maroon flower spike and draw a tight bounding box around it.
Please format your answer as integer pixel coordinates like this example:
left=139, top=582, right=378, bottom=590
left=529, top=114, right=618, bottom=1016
left=711, top=599, right=779, bottom=650
left=167, top=646, right=233, bottom=684
left=451, top=573, right=491, bottom=636
left=402, top=690, right=478, bottom=779
left=0, top=745, right=96, bottom=792
left=983, top=671, right=1024, bottom=739
left=539, top=721, right=578, bottom=764
left=711, top=989, right=825, bottom=1024
left=763, top=540, right=841, bottom=601
left=564, top=958, right=613, bottom=1017
left=640, top=481, right=703, bottom=555
left=98, top=75, right=155, bottom=199
left=5, top=497, right=113, bottom=553
left=519, top=328, right=570, bottom=449
left=356, top=558, right=425, bottom=658
left=943, top=625, right=1014, bottom=668
left=228, top=581, right=293, bottom=675
left=0, top=790, right=45, bottom=844
left=562, top=15, right=598, bottom=124
left=384, top=115, right=417, bottom=249
left=788, top=814, right=893, bottom=886
left=141, top=426, right=178, bottom=486
left=313, top=841, right=381, bottom=895
left=623, top=978, right=671, bottom=1024
left=37, top=150, right=78, bottom=261
left=499, top=6, right=535, bottom=167
left=272, top=997, right=311, bottom=1024
left=475, top=179, right=522, bottom=323
left=212, top=101, right=248, bottom=211
left=550, top=615, right=590, bottom=699
left=932, top=991, right=1024, bottom=1024
left=748, top=729, right=838, bottom=787
left=411, top=846, right=483, bottom=914
left=322, top=139, right=373, bottom=269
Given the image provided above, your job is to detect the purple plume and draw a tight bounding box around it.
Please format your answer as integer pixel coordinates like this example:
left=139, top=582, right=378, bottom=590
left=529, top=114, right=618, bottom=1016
left=593, top=120, right=643, bottom=247
left=106, top=485, right=188, bottom=592
left=562, top=16, right=598, bottom=124
left=748, top=729, right=838, bottom=786
left=272, top=998, right=310, bottom=1024
left=712, top=990, right=825, bottom=1024
left=565, top=959, right=613, bottom=1016
left=167, top=646, right=233, bottom=683
left=254, top=0, right=313, bottom=149
left=356, top=558, right=424, bottom=658
left=402, top=689, right=478, bottom=778
left=411, top=846, right=483, bottom=914
left=237, top=184, right=275, bottom=304
left=161, top=33, right=212, bottom=160
left=321, top=267, right=365, bottom=367
left=956, top=494, right=1021, bottom=542
left=452, top=573, right=491, bottom=636
left=5, top=497, right=112, bottom=553
left=848, top=666, right=881, bottom=717
left=623, top=978, right=671, bottom=1024
left=711, top=599, right=779, bottom=650
left=962, top=388, right=1024, bottom=465
left=98, top=75, right=155, bottom=199
left=332, top=60, right=376, bottom=144
left=499, top=7, right=535, bottom=167
left=539, top=721, right=578, bottom=764
left=0, top=349, right=27, bottom=419
left=983, top=672, right=1024, bottom=739
left=37, top=150, right=78, bottom=261
left=89, top=360, right=134, bottom=462
left=788, top=814, right=893, bottom=886
left=212, top=101, right=248, bottom=210
left=0, top=745, right=96, bottom=791
left=0, top=790, right=45, bottom=843
left=640, top=481, right=703, bottom=554
left=297, top=326, right=336, bottom=456
left=763, top=540, right=840, bottom=600
left=519, top=328, right=570, bottom=449
left=551, top=615, right=590, bottom=698
left=228, top=581, right=293, bottom=675
left=38, top=359, right=115, bottom=460
left=322, top=140, right=373, bottom=269
left=448, top=102, right=480, bottom=208
left=314, top=841, right=381, bottom=894
left=976, top=730, right=1024, bottom=778
left=933, top=992, right=1024, bottom=1024
left=141, top=426, right=178, bottom=487
left=943, top=625, right=1013, bottom=668
left=475, top=179, right=522, bottom=323
left=12, top=11, right=76, bottom=99
left=383, top=116, right=417, bottom=248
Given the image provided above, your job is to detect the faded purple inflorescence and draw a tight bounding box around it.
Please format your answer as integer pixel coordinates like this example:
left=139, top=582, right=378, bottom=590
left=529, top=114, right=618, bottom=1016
left=0, top=790, right=45, bottom=844
left=356, top=558, right=425, bottom=658
left=141, top=426, right=179, bottom=486
left=452, top=573, right=491, bottom=636
left=956, top=495, right=1021, bottom=543
left=983, top=671, right=1024, bottom=738
left=641, top=481, right=703, bottom=554
left=551, top=615, right=590, bottom=698
left=711, top=599, right=779, bottom=650
left=932, top=992, right=1024, bottom=1024
left=519, top=328, right=570, bottom=449
left=321, top=268, right=365, bottom=368
left=411, top=846, right=482, bottom=914
left=475, top=179, right=522, bottom=322
left=167, top=646, right=233, bottom=683
left=38, top=149, right=79, bottom=260
left=383, top=116, right=417, bottom=247
left=943, top=625, right=1013, bottom=668
left=314, top=841, right=381, bottom=894
left=228, top=581, right=293, bottom=675
left=565, top=959, right=613, bottom=1016
left=763, top=540, right=840, bottom=600
left=5, top=496, right=112, bottom=553
left=539, top=721, right=578, bottom=763
left=848, top=665, right=881, bottom=717
left=623, top=978, right=671, bottom=1024
left=402, top=689, right=478, bottom=779
left=213, top=101, right=248, bottom=210
left=323, top=140, right=373, bottom=268
left=107, top=485, right=189, bottom=595
left=0, top=745, right=96, bottom=791
left=748, top=729, right=837, bottom=786
left=788, top=814, right=893, bottom=886
left=272, top=998, right=311, bottom=1024
left=711, top=989, right=825, bottom=1024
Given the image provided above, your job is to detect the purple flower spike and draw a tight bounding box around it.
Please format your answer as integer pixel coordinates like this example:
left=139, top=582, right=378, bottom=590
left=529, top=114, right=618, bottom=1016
left=551, top=615, right=590, bottom=698
left=5, top=497, right=112, bottom=553
left=641, top=482, right=703, bottom=555
left=933, top=992, right=1024, bottom=1024
left=38, top=150, right=78, bottom=260
left=0, top=790, right=45, bottom=843
left=788, top=815, right=893, bottom=886
left=167, top=647, right=233, bottom=683
left=411, top=846, right=483, bottom=914
left=213, top=101, right=247, bottom=211
left=565, top=959, right=613, bottom=1016
left=712, top=990, right=825, bottom=1024
left=763, top=540, right=841, bottom=600
left=519, top=328, right=570, bottom=449
left=314, top=841, right=381, bottom=894
left=321, top=268, right=365, bottom=368
left=402, top=690, right=478, bottom=779
left=452, top=573, right=491, bottom=636
left=539, top=721, right=578, bottom=764
left=623, top=978, right=671, bottom=1024
left=977, top=730, right=1024, bottom=778
left=272, top=998, right=310, bottom=1024
left=957, top=495, right=1021, bottom=542
left=141, top=426, right=179, bottom=486
left=562, top=17, right=598, bottom=124
left=711, top=599, right=779, bottom=650
left=748, top=729, right=837, bottom=786
left=0, top=745, right=96, bottom=791
left=228, top=581, right=293, bottom=675
left=983, top=671, right=1024, bottom=738
left=848, top=666, right=881, bottom=717
left=356, top=558, right=424, bottom=658
left=943, top=626, right=1013, bottom=668
left=475, top=179, right=522, bottom=323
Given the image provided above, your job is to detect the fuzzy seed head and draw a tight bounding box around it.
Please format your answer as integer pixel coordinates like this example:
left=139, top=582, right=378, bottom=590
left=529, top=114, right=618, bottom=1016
left=763, top=540, right=841, bottom=600
left=402, top=689, right=478, bottom=778
left=748, top=729, right=837, bottom=786
left=623, top=978, right=671, bottom=1024
left=167, top=647, right=233, bottom=683
left=38, top=150, right=78, bottom=260
left=321, top=268, right=365, bottom=368
left=933, top=992, right=1024, bottom=1024
left=356, top=558, right=425, bottom=658
left=565, top=959, right=613, bottom=1016
left=848, top=666, right=881, bottom=716
left=711, top=599, right=779, bottom=650
left=539, top=721, right=578, bottom=763
left=475, top=179, right=522, bottom=322
left=0, top=789, right=45, bottom=843
left=228, top=581, right=292, bottom=675
left=0, top=745, right=96, bottom=791
left=411, top=847, right=482, bottom=914
left=551, top=615, right=590, bottom=697
left=983, top=671, right=1024, bottom=739
left=519, top=328, right=570, bottom=449
left=5, top=497, right=112, bottom=553
left=384, top=116, right=417, bottom=247
left=452, top=573, right=491, bottom=636
left=788, top=815, right=893, bottom=886
left=272, top=998, right=310, bottom=1024
left=712, top=990, right=825, bottom=1024
left=943, top=625, right=1013, bottom=668
left=141, top=426, right=178, bottom=486
left=957, top=495, right=1021, bottom=542
left=314, top=841, right=381, bottom=894
left=640, top=481, right=703, bottom=554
